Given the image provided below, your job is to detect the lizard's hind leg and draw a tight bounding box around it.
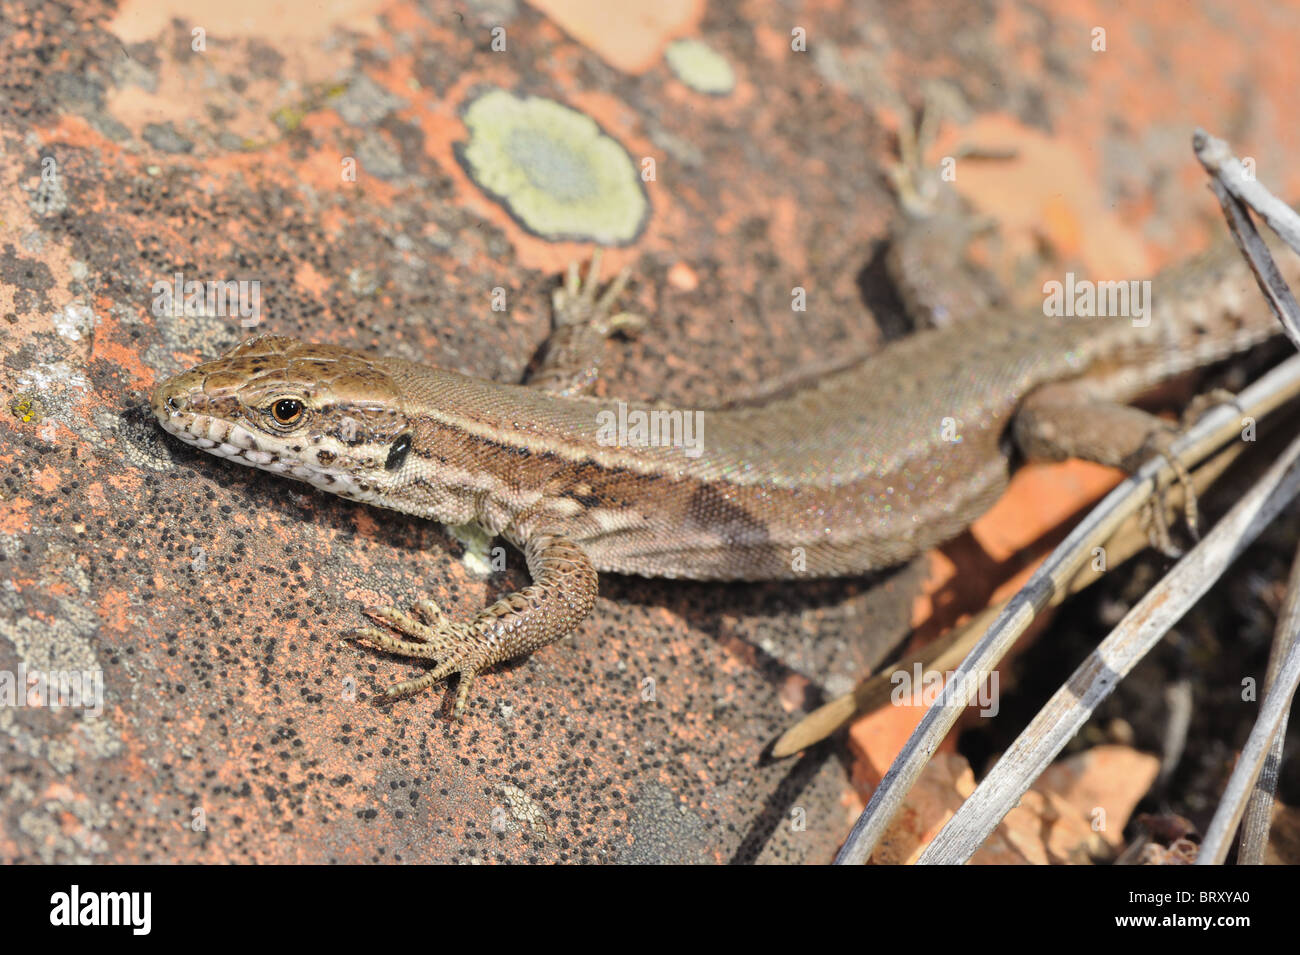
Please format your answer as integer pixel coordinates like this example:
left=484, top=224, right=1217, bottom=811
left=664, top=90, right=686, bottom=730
left=1013, top=380, right=1244, bottom=555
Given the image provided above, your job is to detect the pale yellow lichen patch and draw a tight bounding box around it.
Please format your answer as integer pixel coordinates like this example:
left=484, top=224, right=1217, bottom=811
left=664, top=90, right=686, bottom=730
left=456, top=90, right=649, bottom=246
left=664, top=39, right=735, bottom=95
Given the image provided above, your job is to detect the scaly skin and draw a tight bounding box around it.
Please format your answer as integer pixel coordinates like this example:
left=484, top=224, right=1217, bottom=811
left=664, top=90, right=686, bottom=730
left=151, top=243, right=1297, bottom=715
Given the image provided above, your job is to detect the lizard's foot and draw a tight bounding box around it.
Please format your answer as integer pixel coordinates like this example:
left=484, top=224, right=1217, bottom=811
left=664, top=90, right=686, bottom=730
left=883, top=90, right=1014, bottom=329
left=1182, top=387, right=1244, bottom=428
left=352, top=600, right=489, bottom=717
left=1137, top=460, right=1188, bottom=559
left=527, top=250, right=644, bottom=397
left=348, top=533, right=599, bottom=719
left=550, top=248, right=643, bottom=335
left=1012, top=381, right=1249, bottom=560
left=1136, top=388, right=1246, bottom=553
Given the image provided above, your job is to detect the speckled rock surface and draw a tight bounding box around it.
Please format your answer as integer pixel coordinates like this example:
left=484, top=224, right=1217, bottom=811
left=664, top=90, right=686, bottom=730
left=2, top=0, right=1299, bottom=864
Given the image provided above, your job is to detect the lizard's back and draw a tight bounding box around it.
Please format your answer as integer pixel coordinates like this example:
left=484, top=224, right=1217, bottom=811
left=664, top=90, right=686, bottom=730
left=388, top=237, right=1281, bottom=580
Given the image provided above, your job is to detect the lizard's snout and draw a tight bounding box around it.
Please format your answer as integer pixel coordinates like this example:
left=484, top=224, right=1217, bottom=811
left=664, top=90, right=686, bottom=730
left=150, top=368, right=207, bottom=427
left=152, top=374, right=187, bottom=417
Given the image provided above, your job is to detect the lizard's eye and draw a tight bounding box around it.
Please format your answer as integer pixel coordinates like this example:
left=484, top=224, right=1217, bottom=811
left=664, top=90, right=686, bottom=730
left=271, top=398, right=305, bottom=426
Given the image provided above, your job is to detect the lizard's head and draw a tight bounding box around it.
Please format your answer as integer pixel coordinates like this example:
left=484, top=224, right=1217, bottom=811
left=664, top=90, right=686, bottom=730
left=151, top=335, right=414, bottom=503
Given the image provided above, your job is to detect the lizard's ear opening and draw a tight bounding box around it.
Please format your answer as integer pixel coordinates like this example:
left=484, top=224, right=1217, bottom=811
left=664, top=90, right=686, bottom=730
left=385, top=433, right=413, bottom=471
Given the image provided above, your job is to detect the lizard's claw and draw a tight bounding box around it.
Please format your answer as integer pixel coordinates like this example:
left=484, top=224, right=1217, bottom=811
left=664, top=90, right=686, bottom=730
left=353, top=602, right=491, bottom=717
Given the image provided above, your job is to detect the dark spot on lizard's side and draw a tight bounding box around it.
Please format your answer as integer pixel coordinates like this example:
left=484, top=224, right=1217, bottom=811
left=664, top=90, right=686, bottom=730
left=564, top=490, right=602, bottom=508
left=317, top=449, right=335, bottom=466
left=685, top=483, right=770, bottom=548
left=385, top=433, right=412, bottom=471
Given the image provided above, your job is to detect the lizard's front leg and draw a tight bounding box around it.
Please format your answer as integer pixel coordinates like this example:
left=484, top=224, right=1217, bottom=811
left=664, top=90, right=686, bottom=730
left=356, top=255, right=634, bottom=715
left=355, top=254, right=633, bottom=714
left=354, top=531, right=598, bottom=717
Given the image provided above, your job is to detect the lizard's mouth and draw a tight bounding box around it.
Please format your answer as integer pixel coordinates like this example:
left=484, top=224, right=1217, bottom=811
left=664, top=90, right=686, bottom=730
left=154, top=403, right=291, bottom=471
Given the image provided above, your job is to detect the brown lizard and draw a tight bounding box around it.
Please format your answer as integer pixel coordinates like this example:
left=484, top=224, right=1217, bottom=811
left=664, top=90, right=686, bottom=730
left=150, top=236, right=1298, bottom=717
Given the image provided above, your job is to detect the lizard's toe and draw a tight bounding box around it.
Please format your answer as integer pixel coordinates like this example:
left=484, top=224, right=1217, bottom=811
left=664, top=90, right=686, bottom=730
left=364, top=602, right=474, bottom=650
left=363, top=604, right=439, bottom=642
left=380, top=651, right=486, bottom=719
left=349, top=625, right=442, bottom=659
left=411, top=599, right=446, bottom=625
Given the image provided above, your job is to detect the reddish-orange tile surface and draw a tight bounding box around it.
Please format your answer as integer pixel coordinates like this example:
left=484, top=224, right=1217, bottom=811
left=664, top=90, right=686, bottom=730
left=2, top=0, right=1299, bottom=863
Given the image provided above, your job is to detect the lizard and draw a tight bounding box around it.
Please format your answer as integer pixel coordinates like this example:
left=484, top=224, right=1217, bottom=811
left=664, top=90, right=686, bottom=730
left=150, top=233, right=1300, bottom=718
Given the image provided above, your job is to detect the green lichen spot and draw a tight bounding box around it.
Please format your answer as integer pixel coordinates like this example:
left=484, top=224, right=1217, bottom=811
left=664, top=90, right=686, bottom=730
left=665, top=39, right=735, bottom=96
left=456, top=90, right=648, bottom=245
